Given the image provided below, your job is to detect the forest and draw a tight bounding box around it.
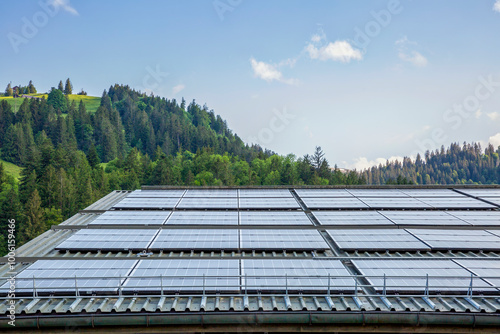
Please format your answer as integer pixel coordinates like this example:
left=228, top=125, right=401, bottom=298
left=1, top=80, right=499, bottom=254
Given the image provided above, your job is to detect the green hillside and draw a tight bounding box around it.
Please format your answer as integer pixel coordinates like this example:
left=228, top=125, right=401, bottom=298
left=0, top=159, right=22, bottom=180
left=0, top=94, right=100, bottom=113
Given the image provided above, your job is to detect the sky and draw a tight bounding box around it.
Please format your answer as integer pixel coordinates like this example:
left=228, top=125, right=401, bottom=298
left=1, top=0, right=500, bottom=169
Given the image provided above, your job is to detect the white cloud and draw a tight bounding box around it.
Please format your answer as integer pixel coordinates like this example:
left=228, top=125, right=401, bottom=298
left=396, top=36, right=428, bottom=67
left=346, top=156, right=406, bottom=170
left=487, top=112, right=500, bottom=120
left=494, top=0, right=500, bottom=12
left=489, top=133, right=500, bottom=148
left=172, top=84, right=185, bottom=95
left=475, top=109, right=483, bottom=119
left=398, top=51, right=428, bottom=67
left=306, top=40, right=362, bottom=63
left=311, top=34, right=322, bottom=43
left=250, top=58, right=298, bottom=85
left=50, top=0, right=78, bottom=15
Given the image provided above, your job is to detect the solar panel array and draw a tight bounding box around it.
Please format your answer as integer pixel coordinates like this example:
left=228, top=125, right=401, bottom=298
left=4, top=187, right=500, bottom=296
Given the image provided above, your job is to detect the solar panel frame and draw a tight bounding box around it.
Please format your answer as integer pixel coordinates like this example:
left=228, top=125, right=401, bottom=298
left=447, top=211, right=500, bottom=226
left=327, top=229, right=431, bottom=251
left=164, top=211, right=239, bottom=225
left=294, top=189, right=354, bottom=198
left=240, top=229, right=330, bottom=250
left=407, top=229, right=500, bottom=251
left=301, top=197, right=369, bottom=209
left=177, top=197, right=238, bottom=209
left=127, top=190, right=185, bottom=198
left=239, top=211, right=313, bottom=225
left=379, top=211, right=472, bottom=226
left=55, top=229, right=158, bottom=251
left=183, top=189, right=238, bottom=198
left=238, top=197, right=301, bottom=209
left=312, top=211, right=395, bottom=226
left=239, top=189, right=293, bottom=198
left=113, top=197, right=181, bottom=209
left=149, top=229, right=239, bottom=250
left=242, top=259, right=355, bottom=292
left=88, top=210, right=171, bottom=226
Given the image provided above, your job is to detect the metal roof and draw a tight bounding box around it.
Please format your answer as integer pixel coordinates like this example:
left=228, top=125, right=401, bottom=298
left=2, top=186, right=500, bottom=332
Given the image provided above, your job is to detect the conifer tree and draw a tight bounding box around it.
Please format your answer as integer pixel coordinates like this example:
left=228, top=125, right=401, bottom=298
left=58, top=80, right=64, bottom=91
left=28, top=80, right=37, bottom=94
left=64, top=78, right=73, bottom=95
left=5, top=83, right=13, bottom=96
left=21, top=189, right=44, bottom=243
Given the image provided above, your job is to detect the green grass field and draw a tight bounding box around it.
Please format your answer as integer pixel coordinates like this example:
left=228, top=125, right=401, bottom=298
left=0, top=159, right=22, bottom=180
left=0, top=94, right=101, bottom=113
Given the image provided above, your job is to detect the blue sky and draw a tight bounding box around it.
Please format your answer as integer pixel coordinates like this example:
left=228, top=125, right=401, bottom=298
left=1, top=0, right=500, bottom=169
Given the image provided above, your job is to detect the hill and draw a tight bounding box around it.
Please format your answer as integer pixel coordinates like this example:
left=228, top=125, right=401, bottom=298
left=0, top=159, right=22, bottom=180
left=0, top=94, right=101, bottom=113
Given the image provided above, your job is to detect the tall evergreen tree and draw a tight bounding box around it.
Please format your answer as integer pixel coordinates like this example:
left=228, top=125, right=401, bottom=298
left=5, top=83, right=13, bottom=96
left=21, top=189, right=45, bottom=243
left=28, top=80, right=37, bottom=94
left=58, top=80, right=64, bottom=91
left=64, top=78, right=73, bottom=95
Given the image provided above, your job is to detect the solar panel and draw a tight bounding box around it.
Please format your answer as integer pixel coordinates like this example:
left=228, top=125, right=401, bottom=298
left=239, top=211, right=313, bottom=225
left=238, top=197, right=300, bottom=209
left=113, top=197, right=180, bottom=209
left=239, top=189, right=293, bottom=198
left=127, top=190, right=185, bottom=198
left=399, top=189, right=465, bottom=197
left=149, top=229, right=239, bottom=250
left=294, top=189, right=354, bottom=198
left=453, top=259, right=500, bottom=290
left=0, top=260, right=137, bottom=294
left=447, top=211, right=500, bottom=226
left=327, top=229, right=430, bottom=251
left=380, top=211, right=471, bottom=226
left=184, top=189, right=237, bottom=198
left=164, top=211, right=238, bottom=225
left=124, top=259, right=240, bottom=292
left=352, top=259, right=493, bottom=292
left=484, top=198, right=500, bottom=207
left=177, top=197, right=238, bottom=209
left=415, top=197, right=496, bottom=209
left=55, top=229, right=158, bottom=251
left=456, top=189, right=500, bottom=197
left=347, top=189, right=408, bottom=197
left=301, top=197, right=369, bottom=209
left=240, top=229, right=329, bottom=250
left=312, top=211, right=395, bottom=226
left=359, top=197, right=432, bottom=209
left=407, top=229, right=500, bottom=251
left=242, top=259, right=354, bottom=292
left=88, top=211, right=170, bottom=226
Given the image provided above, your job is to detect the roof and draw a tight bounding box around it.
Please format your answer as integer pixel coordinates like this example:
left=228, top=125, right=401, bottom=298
left=2, top=186, right=500, bottom=332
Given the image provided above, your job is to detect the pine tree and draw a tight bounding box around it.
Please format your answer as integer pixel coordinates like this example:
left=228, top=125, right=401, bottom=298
left=5, top=83, right=13, bottom=96
left=64, top=78, right=73, bottom=95
left=87, top=143, right=100, bottom=168
left=21, top=189, right=45, bottom=243
left=28, top=80, right=37, bottom=94
left=58, top=80, right=64, bottom=91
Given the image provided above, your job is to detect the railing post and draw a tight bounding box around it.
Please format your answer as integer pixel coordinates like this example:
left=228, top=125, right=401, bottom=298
left=354, top=274, right=358, bottom=297
left=327, top=273, right=331, bottom=297
left=468, top=273, right=474, bottom=296
left=203, top=273, right=206, bottom=296
left=383, top=273, right=386, bottom=296
left=285, top=273, right=288, bottom=296
left=160, top=274, right=163, bottom=296
left=425, top=274, right=429, bottom=296
left=75, top=275, right=79, bottom=297
left=32, top=275, right=37, bottom=298
left=118, top=274, right=121, bottom=296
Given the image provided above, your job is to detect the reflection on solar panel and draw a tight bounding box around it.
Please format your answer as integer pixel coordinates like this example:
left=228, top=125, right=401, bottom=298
left=239, top=189, right=293, bottom=197
left=0, top=260, right=137, bottom=294
left=184, top=189, right=237, bottom=198
left=352, top=259, right=494, bottom=292
left=294, top=189, right=353, bottom=197
left=407, top=229, right=500, bottom=251
left=88, top=211, right=170, bottom=226
left=165, top=211, right=238, bottom=225
left=149, top=229, right=239, bottom=250
left=457, top=189, right=500, bottom=197
left=55, top=230, right=157, bottom=251
left=380, top=211, right=470, bottom=226
left=113, top=197, right=180, bottom=209
left=239, top=211, right=312, bottom=225
left=177, top=197, right=238, bottom=209
left=360, top=197, right=431, bottom=209
left=242, top=259, right=353, bottom=292
left=312, top=211, right=393, bottom=226
left=399, top=189, right=464, bottom=197
left=124, top=259, right=240, bottom=292
left=347, top=189, right=408, bottom=197
left=327, top=229, right=430, bottom=251
left=240, top=230, right=329, bottom=250
left=239, top=197, right=300, bottom=209
left=447, top=211, right=500, bottom=226
left=301, top=197, right=368, bottom=209
left=415, top=197, right=495, bottom=209
left=127, top=190, right=185, bottom=198
left=454, top=259, right=500, bottom=290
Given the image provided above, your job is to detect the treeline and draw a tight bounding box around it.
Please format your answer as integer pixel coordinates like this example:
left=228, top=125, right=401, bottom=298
left=362, top=142, right=500, bottom=185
